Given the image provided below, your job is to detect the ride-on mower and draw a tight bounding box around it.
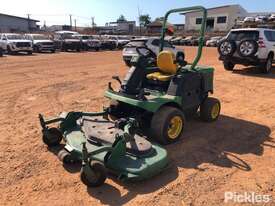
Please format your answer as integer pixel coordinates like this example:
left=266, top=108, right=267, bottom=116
left=39, top=6, right=221, bottom=187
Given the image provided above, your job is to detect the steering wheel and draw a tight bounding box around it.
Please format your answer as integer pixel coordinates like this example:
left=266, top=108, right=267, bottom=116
left=136, top=46, right=156, bottom=58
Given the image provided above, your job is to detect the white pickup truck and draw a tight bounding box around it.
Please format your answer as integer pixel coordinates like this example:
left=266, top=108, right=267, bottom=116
left=1, top=33, right=33, bottom=55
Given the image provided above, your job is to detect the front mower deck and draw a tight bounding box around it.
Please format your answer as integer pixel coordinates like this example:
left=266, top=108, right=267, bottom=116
left=62, top=116, right=168, bottom=181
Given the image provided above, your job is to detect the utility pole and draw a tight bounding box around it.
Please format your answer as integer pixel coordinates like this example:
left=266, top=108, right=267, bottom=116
left=27, top=14, right=31, bottom=32
left=91, top=17, right=95, bottom=28
left=74, top=19, right=77, bottom=31
left=69, top=14, right=72, bottom=30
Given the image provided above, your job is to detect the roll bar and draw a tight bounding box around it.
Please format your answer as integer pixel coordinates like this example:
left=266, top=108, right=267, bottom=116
left=160, top=6, right=207, bottom=70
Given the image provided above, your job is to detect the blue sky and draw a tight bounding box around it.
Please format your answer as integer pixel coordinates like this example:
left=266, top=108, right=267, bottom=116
left=1, top=0, right=275, bottom=26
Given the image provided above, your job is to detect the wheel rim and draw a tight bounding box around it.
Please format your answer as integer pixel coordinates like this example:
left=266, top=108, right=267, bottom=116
left=240, top=42, right=253, bottom=56
left=168, top=116, right=183, bottom=139
left=211, top=103, right=220, bottom=119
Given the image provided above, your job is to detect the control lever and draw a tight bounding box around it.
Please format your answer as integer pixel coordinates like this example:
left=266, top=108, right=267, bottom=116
left=112, top=76, right=122, bottom=85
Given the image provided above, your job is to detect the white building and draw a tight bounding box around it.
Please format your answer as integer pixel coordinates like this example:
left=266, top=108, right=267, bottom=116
left=0, top=13, right=39, bottom=33
left=184, top=5, right=248, bottom=32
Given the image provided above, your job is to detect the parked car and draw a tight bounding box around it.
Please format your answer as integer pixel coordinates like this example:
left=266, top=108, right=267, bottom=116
left=269, top=14, right=275, bottom=22
left=73, top=34, right=101, bottom=51
left=171, top=36, right=183, bottom=45
left=244, top=17, right=255, bottom=23
left=218, top=28, right=275, bottom=73
left=25, top=34, right=55, bottom=53
left=255, top=16, right=268, bottom=23
left=206, top=36, right=223, bottom=47
left=0, top=37, right=7, bottom=57
left=54, top=31, right=81, bottom=52
left=1, top=33, right=33, bottom=55
left=122, top=37, right=185, bottom=67
left=180, top=36, right=196, bottom=45
left=100, top=36, right=117, bottom=50
left=109, top=36, right=130, bottom=49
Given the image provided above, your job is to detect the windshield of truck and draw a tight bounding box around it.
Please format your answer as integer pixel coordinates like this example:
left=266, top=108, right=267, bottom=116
left=32, top=35, right=49, bottom=40
left=6, top=34, right=23, bottom=40
left=228, top=31, right=259, bottom=41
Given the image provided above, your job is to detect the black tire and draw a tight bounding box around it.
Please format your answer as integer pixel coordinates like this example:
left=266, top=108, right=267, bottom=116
left=80, top=161, right=107, bottom=187
left=42, top=128, right=63, bottom=146
left=237, top=39, right=258, bottom=57
left=223, top=61, right=235, bottom=71
left=261, top=54, right=273, bottom=73
left=200, top=97, right=221, bottom=122
left=124, top=60, right=132, bottom=67
left=95, top=47, right=99, bottom=52
left=150, top=106, right=185, bottom=145
left=51, top=49, right=56, bottom=53
left=7, top=46, right=13, bottom=55
left=58, top=149, right=75, bottom=164
left=27, top=51, right=32, bottom=55
left=0, top=48, right=3, bottom=57
left=218, top=40, right=236, bottom=57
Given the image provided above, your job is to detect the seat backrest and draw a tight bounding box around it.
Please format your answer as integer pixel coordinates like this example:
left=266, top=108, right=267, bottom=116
left=157, top=51, right=178, bottom=74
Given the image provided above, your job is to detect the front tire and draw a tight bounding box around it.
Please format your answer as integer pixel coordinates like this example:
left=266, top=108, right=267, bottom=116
left=150, top=106, right=185, bottom=145
left=200, top=97, right=221, bottom=122
left=223, top=61, right=235, bottom=71
left=80, top=161, right=107, bottom=187
left=261, top=54, right=273, bottom=73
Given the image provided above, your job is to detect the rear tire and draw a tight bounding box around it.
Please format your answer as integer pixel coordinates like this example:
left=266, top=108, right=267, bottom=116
left=150, top=106, right=185, bottom=145
left=200, top=97, right=221, bottom=122
left=261, top=54, right=273, bottom=73
left=58, top=149, right=75, bottom=164
left=0, top=48, right=3, bottom=57
left=223, top=61, right=235, bottom=71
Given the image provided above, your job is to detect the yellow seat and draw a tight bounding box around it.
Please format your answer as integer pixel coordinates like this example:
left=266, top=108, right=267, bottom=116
left=146, top=51, right=178, bottom=82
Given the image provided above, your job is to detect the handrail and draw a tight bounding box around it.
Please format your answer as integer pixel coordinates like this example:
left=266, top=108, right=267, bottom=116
left=160, top=6, right=207, bottom=70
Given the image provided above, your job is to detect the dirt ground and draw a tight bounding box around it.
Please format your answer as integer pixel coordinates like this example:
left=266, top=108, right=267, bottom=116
left=0, top=47, right=274, bottom=206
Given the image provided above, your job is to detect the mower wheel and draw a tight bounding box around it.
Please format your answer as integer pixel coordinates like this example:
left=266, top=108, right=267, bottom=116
left=80, top=161, right=107, bottom=187
left=58, top=149, right=75, bottom=164
left=150, top=106, right=185, bottom=145
left=200, top=97, right=221, bottom=122
left=42, top=128, right=63, bottom=146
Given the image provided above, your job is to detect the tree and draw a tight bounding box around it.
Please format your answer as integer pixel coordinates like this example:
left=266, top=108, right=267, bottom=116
left=117, top=15, right=127, bottom=22
left=139, top=14, right=151, bottom=27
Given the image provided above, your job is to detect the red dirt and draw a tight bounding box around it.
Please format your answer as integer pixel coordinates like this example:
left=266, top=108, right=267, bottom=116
left=0, top=47, right=274, bottom=206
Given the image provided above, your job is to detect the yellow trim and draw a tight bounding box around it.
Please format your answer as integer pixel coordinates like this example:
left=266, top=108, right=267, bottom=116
left=167, top=116, right=183, bottom=139
left=146, top=72, right=173, bottom=81
left=211, top=103, right=220, bottom=119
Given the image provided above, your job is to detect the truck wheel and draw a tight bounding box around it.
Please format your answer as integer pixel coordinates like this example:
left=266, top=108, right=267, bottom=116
left=80, top=161, right=107, bottom=187
left=0, top=48, right=3, bottom=57
left=42, top=128, right=63, bottom=146
left=237, top=39, right=258, bottom=57
left=27, top=51, right=32, bottom=55
left=150, top=106, right=185, bottom=145
left=7, top=46, right=13, bottom=55
left=261, top=54, right=273, bottom=73
left=200, top=97, right=221, bottom=122
left=124, top=60, right=132, bottom=67
left=223, top=61, right=235, bottom=71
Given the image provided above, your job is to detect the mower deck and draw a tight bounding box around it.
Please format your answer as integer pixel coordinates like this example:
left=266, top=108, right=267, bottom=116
left=62, top=116, right=168, bottom=181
